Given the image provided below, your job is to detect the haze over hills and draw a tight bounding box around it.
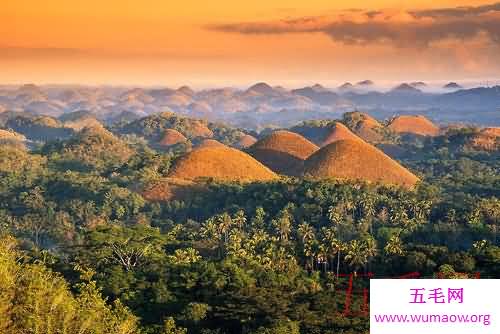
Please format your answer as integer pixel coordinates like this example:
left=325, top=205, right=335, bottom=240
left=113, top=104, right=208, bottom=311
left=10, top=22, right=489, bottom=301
left=1, top=82, right=499, bottom=130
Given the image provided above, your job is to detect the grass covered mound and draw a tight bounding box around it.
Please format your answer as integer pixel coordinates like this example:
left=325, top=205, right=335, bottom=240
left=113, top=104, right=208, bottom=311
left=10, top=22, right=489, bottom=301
left=342, top=111, right=384, bottom=142
left=235, top=134, right=257, bottom=148
left=304, top=139, right=419, bottom=188
left=159, top=129, right=187, bottom=146
left=6, top=115, right=74, bottom=141
left=290, top=120, right=362, bottom=146
left=388, top=115, right=440, bottom=137
left=47, top=126, right=135, bottom=171
left=467, top=131, right=500, bottom=151
left=482, top=127, right=500, bottom=137
left=196, top=139, right=226, bottom=149
left=168, top=146, right=278, bottom=182
left=142, top=177, right=200, bottom=201
left=321, top=122, right=363, bottom=146
left=247, top=130, right=319, bottom=176
left=0, top=129, right=26, bottom=141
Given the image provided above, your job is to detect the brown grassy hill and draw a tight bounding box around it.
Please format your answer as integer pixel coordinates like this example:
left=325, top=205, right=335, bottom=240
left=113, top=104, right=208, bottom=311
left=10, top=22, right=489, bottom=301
left=0, top=129, right=26, bottom=141
left=321, top=122, right=363, bottom=146
left=159, top=129, right=187, bottom=146
left=6, top=115, right=74, bottom=142
left=466, top=132, right=500, bottom=151
left=0, top=145, right=46, bottom=174
left=247, top=130, right=319, bottom=176
left=142, top=178, right=201, bottom=202
left=197, top=139, right=226, bottom=149
left=0, top=129, right=27, bottom=149
left=191, top=121, right=213, bottom=138
left=342, top=112, right=384, bottom=142
left=58, top=126, right=134, bottom=170
left=356, top=119, right=384, bottom=142
left=63, top=117, right=103, bottom=132
left=168, top=146, right=278, bottom=182
left=482, top=127, right=500, bottom=137
left=304, top=139, right=419, bottom=188
left=235, top=134, right=258, bottom=148
left=388, top=115, right=440, bottom=136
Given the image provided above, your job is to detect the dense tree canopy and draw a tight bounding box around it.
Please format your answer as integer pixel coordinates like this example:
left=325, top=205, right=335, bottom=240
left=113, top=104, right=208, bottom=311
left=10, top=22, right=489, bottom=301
left=0, top=114, right=499, bottom=334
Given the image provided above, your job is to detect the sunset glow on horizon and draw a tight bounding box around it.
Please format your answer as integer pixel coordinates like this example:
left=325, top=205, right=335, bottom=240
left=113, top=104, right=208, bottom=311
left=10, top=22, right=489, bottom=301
left=2, top=0, right=500, bottom=86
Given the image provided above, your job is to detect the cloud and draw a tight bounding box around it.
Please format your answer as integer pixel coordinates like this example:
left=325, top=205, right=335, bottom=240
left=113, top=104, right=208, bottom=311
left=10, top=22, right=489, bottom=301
left=410, top=2, right=500, bottom=18
left=207, top=2, right=500, bottom=48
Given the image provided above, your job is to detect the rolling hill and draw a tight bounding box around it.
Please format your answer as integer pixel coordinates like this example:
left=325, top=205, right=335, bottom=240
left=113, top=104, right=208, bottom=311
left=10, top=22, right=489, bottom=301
left=303, top=139, right=419, bottom=188
left=50, top=126, right=134, bottom=171
left=159, top=129, right=187, bottom=147
left=342, top=112, right=384, bottom=142
left=388, top=115, right=440, bottom=137
left=247, top=130, right=319, bottom=176
left=168, top=146, right=278, bottom=182
left=235, top=134, right=257, bottom=148
left=321, top=122, right=363, bottom=146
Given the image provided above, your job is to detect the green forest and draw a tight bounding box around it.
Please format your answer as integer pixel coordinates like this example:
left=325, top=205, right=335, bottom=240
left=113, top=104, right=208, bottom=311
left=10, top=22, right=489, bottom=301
left=1, top=113, right=499, bottom=334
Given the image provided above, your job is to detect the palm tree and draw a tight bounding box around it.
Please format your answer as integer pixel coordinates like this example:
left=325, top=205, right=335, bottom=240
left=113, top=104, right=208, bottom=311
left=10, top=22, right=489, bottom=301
left=327, top=205, right=347, bottom=277
left=358, top=194, right=376, bottom=234
left=317, top=244, right=328, bottom=273
left=232, top=210, right=247, bottom=231
left=363, top=235, right=377, bottom=273
left=298, top=223, right=316, bottom=269
left=217, top=213, right=233, bottom=245
left=384, top=234, right=405, bottom=256
left=345, top=240, right=368, bottom=274
left=273, top=209, right=292, bottom=242
left=334, top=239, right=346, bottom=277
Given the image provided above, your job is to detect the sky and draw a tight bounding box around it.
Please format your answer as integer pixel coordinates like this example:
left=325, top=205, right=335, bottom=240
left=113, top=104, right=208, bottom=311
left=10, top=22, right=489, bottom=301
left=2, top=0, right=500, bottom=87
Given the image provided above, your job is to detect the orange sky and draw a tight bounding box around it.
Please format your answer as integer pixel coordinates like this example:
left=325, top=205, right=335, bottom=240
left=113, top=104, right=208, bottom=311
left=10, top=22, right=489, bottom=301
left=1, top=0, right=499, bottom=87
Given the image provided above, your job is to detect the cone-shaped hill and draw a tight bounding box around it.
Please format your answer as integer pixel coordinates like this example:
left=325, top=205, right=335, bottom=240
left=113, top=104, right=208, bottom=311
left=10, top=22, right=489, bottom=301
left=321, top=122, right=363, bottom=146
left=54, top=126, right=134, bottom=171
left=6, top=115, right=74, bottom=141
left=159, top=129, right=187, bottom=146
left=0, top=129, right=27, bottom=149
left=303, top=139, right=419, bottom=188
left=59, top=111, right=103, bottom=132
left=342, top=112, right=384, bottom=142
left=113, top=112, right=251, bottom=148
left=168, top=146, right=278, bottom=182
left=191, top=121, right=213, bottom=138
left=388, top=115, right=440, bottom=137
left=235, top=134, right=258, bottom=148
left=0, top=129, right=26, bottom=142
left=466, top=129, right=500, bottom=151
left=247, top=130, right=319, bottom=176
left=142, top=178, right=201, bottom=202
left=482, top=127, right=500, bottom=137
left=196, top=139, right=226, bottom=149
left=290, top=120, right=362, bottom=146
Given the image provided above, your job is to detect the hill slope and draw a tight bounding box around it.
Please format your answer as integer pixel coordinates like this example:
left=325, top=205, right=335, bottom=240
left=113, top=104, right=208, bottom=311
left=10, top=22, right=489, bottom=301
left=235, top=134, right=258, bottom=148
left=342, top=112, right=384, bottom=142
left=304, top=139, right=419, bottom=188
left=168, top=146, right=278, bottom=182
left=51, top=126, right=134, bottom=171
left=321, top=122, right=363, bottom=146
left=159, top=129, right=187, bottom=146
left=247, top=130, right=319, bottom=176
left=388, top=115, right=440, bottom=136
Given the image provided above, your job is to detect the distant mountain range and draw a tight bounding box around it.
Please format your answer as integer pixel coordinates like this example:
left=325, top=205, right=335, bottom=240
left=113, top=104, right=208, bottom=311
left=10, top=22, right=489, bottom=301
left=0, top=82, right=498, bottom=128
